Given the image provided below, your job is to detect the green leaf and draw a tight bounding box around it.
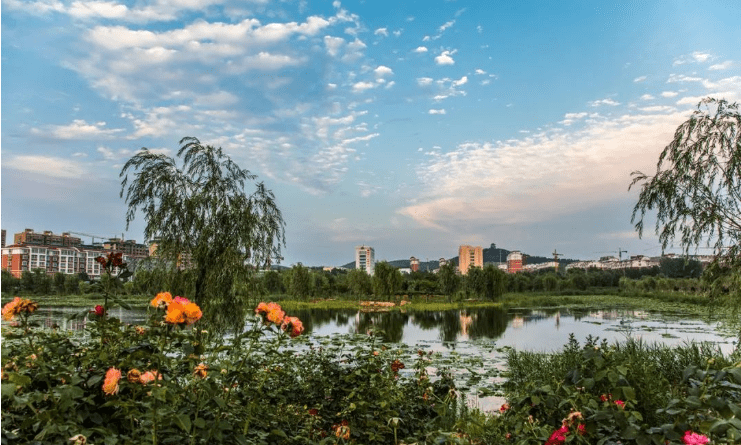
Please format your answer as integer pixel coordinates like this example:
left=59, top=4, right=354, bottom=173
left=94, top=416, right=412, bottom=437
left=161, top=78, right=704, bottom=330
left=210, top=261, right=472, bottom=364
left=621, top=425, right=639, bottom=440
left=270, top=429, right=288, bottom=438
left=194, top=418, right=206, bottom=429
left=1, top=383, right=17, bottom=398
left=174, top=414, right=191, bottom=432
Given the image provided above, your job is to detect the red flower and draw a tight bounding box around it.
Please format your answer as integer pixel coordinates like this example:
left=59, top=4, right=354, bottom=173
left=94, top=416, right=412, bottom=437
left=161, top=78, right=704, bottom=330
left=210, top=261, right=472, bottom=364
left=93, top=305, right=105, bottom=316
left=615, top=400, right=625, bottom=409
left=545, top=425, right=569, bottom=445
left=499, top=403, right=510, bottom=413
left=683, top=431, right=710, bottom=445
left=95, top=256, right=107, bottom=267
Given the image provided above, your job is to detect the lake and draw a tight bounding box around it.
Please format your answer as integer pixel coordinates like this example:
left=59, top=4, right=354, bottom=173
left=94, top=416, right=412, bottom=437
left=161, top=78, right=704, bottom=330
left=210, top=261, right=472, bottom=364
left=32, top=305, right=735, bottom=353
left=22, top=304, right=738, bottom=411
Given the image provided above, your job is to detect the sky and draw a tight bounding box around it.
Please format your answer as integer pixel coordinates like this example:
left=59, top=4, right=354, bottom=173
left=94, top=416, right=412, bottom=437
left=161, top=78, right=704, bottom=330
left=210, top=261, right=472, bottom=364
left=2, top=0, right=740, bottom=267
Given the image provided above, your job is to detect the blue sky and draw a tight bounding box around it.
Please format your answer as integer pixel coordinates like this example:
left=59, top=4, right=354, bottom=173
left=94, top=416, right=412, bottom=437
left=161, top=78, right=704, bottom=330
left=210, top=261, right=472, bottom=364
left=2, top=0, right=740, bottom=266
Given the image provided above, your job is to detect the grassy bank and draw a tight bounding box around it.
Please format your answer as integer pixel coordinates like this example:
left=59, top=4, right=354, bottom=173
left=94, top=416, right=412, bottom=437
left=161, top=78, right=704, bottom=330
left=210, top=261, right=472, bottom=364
left=3, top=289, right=715, bottom=315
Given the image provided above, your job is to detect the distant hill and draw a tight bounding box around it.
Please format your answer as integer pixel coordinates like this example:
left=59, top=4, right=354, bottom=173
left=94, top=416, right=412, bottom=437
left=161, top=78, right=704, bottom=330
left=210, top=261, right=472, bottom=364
left=339, top=243, right=580, bottom=270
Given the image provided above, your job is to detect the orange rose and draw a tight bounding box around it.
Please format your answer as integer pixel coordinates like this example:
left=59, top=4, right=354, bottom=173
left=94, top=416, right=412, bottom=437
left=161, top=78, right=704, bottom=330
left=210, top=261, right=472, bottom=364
left=182, top=302, right=203, bottom=324
left=102, top=368, right=122, bottom=395
left=127, top=369, right=142, bottom=383
left=164, top=301, right=186, bottom=324
left=139, top=370, right=162, bottom=385
left=150, top=292, right=173, bottom=309
left=193, top=363, right=208, bottom=378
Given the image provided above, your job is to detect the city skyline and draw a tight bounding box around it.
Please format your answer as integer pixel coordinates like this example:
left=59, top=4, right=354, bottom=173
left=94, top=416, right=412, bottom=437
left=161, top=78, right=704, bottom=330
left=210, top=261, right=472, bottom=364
left=2, top=1, right=740, bottom=267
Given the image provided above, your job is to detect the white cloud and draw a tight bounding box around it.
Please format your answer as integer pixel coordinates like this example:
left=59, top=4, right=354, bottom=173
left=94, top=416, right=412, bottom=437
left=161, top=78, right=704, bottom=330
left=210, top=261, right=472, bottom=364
left=589, top=98, right=620, bottom=107
left=428, top=109, right=446, bottom=115
left=661, top=91, right=679, bottom=98
left=352, top=81, right=376, bottom=92
left=374, top=65, right=393, bottom=77
left=451, top=76, right=467, bottom=87
left=4, top=155, right=87, bottom=179
left=633, top=76, right=647, bottom=82
left=640, top=94, right=655, bottom=100
left=413, top=46, right=428, bottom=53
left=474, top=69, right=486, bottom=75
left=324, top=35, right=345, bottom=56
left=374, top=27, right=388, bottom=36
left=435, top=50, right=455, bottom=65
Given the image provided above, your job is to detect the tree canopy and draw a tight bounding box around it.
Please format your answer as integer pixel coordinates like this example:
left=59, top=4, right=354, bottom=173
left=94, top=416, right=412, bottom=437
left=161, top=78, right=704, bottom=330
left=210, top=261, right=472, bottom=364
left=120, top=137, right=285, bottom=331
left=630, top=97, right=740, bottom=261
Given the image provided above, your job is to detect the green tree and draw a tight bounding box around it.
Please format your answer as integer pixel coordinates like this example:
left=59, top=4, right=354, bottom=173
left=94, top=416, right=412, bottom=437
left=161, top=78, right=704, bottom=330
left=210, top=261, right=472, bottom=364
left=464, top=266, right=485, bottom=297
left=120, top=137, right=285, bottom=332
left=2, top=270, right=20, bottom=293
left=64, top=274, right=80, bottom=295
left=372, top=261, right=403, bottom=299
left=630, top=98, right=740, bottom=262
left=263, top=270, right=285, bottom=294
left=438, top=263, right=460, bottom=300
left=347, top=269, right=372, bottom=298
left=53, top=272, right=66, bottom=294
left=288, top=263, right=313, bottom=300
left=482, top=264, right=507, bottom=301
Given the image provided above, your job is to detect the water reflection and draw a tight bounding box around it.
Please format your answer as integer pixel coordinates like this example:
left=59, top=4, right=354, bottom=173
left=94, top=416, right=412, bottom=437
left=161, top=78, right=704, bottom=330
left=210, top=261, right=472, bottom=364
left=19, top=306, right=734, bottom=354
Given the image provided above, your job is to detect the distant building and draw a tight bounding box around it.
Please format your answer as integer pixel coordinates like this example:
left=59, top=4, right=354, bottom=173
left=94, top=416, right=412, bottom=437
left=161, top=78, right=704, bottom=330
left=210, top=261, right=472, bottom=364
left=439, top=257, right=447, bottom=267
left=103, top=238, right=149, bottom=259
left=458, top=245, right=483, bottom=275
left=1, top=228, right=147, bottom=278
left=355, top=245, right=375, bottom=276
left=410, top=256, right=420, bottom=272
left=1, top=229, right=5, bottom=248
left=13, top=228, right=82, bottom=248
left=506, top=250, right=525, bottom=273
left=1, top=244, right=128, bottom=279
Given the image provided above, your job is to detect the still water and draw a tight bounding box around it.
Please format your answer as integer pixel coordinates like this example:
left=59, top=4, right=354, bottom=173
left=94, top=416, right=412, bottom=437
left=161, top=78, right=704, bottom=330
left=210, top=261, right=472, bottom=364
left=34, top=305, right=735, bottom=353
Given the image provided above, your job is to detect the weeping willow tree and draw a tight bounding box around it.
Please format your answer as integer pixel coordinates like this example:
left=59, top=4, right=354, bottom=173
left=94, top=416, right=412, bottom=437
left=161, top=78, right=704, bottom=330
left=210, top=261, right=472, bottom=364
left=630, top=98, right=740, bottom=336
left=120, top=137, right=285, bottom=332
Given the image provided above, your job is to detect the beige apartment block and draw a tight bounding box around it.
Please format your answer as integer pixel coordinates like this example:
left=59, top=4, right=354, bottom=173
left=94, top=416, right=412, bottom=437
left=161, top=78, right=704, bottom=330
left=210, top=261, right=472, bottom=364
left=458, top=245, right=483, bottom=275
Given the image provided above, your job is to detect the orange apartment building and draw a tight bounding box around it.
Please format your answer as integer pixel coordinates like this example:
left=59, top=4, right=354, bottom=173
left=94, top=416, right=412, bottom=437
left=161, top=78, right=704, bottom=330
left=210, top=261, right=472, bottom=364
left=458, top=245, right=483, bottom=275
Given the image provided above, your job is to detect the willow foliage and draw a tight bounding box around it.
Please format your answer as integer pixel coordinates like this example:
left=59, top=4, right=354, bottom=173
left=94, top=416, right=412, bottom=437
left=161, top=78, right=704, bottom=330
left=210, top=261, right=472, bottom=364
left=120, top=137, right=285, bottom=331
left=630, top=97, right=740, bottom=261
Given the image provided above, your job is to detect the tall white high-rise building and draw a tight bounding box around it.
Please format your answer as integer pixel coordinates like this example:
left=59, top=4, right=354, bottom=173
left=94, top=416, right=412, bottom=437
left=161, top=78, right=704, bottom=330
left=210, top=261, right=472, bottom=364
left=355, top=245, right=375, bottom=275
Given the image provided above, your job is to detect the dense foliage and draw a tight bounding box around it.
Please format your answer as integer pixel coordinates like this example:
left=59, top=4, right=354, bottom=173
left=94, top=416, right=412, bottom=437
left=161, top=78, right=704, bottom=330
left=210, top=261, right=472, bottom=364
left=1, top=297, right=464, bottom=445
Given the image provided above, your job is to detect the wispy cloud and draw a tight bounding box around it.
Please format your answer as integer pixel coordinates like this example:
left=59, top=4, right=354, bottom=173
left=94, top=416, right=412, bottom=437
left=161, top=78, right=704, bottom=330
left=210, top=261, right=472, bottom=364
left=709, top=60, right=733, bottom=71
left=4, top=155, right=87, bottom=179
left=428, top=109, right=446, bottom=115
left=413, top=46, right=428, bottom=53
left=31, top=119, right=124, bottom=139
left=673, top=51, right=712, bottom=66
left=589, top=98, right=620, bottom=107
left=399, top=108, right=690, bottom=230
